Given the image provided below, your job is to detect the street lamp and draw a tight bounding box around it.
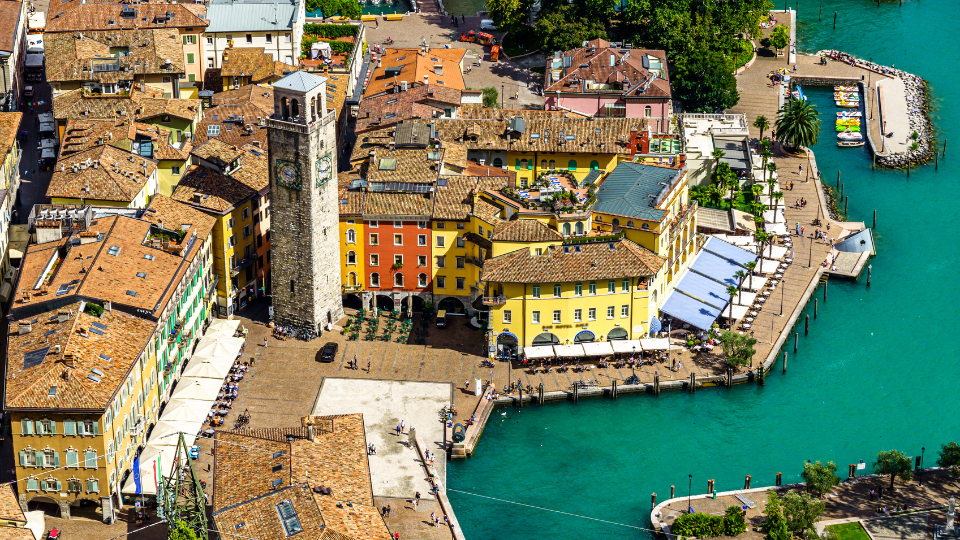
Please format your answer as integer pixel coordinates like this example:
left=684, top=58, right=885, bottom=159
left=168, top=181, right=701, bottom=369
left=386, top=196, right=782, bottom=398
left=919, top=447, right=925, bottom=486
left=779, top=278, right=786, bottom=316
left=688, top=474, right=693, bottom=513
left=501, top=83, right=504, bottom=110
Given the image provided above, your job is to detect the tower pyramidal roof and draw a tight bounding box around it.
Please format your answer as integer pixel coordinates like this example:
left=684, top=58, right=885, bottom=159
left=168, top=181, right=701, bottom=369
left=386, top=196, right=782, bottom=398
left=273, top=71, right=328, bottom=93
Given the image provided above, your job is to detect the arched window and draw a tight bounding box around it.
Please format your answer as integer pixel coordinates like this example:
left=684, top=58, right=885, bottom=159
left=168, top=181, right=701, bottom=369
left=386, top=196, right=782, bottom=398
left=651, top=289, right=658, bottom=305
left=493, top=157, right=503, bottom=168
left=291, top=99, right=300, bottom=120
left=612, top=218, right=620, bottom=231
left=370, top=273, right=380, bottom=287
left=575, top=222, right=584, bottom=235
left=644, top=106, right=652, bottom=117
left=596, top=215, right=603, bottom=222
left=568, top=160, right=577, bottom=171
left=549, top=159, right=556, bottom=169
left=562, top=223, right=571, bottom=236
left=346, top=229, right=356, bottom=243
left=347, top=272, right=357, bottom=286
left=394, top=273, right=404, bottom=287
left=541, top=159, right=547, bottom=169
left=418, top=273, right=428, bottom=287
left=346, top=250, right=356, bottom=265
left=311, top=97, right=317, bottom=121
left=281, top=97, right=289, bottom=119
left=626, top=221, right=635, bottom=228
left=641, top=223, right=650, bottom=230
left=590, top=160, right=600, bottom=170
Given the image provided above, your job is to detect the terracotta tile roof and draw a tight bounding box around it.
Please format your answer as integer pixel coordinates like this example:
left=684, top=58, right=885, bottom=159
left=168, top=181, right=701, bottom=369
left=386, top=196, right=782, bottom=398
left=58, top=117, right=189, bottom=162
left=473, top=197, right=504, bottom=226
left=47, top=145, right=157, bottom=202
left=366, top=147, right=438, bottom=185
left=323, top=73, right=349, bottom=120
left=0, top=528, right=35, bottom=540
left=193, top=106, right=270, bottom=148
left=0, top=113, right=22, bottom=157
left=545, top=40, right=671, bottom=98
left=12, top=206, right=213, bottom=320
left=431, top=176, right=474, bottom=221
left=190, top=138, right=244, bottom=168
left=0, top=486, right=26, bottom=524
left=5, top=303, right=155, bottom=410
left=136, top=97, right=200, bottom=123
left=432, top=115, right=645, bottom=154
left=356, top=84, right=461, bottom=133
left=173, top=143, right=268, bottom=213
left=210, top=84, right=274, bottom=114
left=0, top=1, right=22, bottom=54
left=221, top=47, right=296, bottom=84
left=363, top=48, right=465, bottom=98
left=46, top=29, right=186, bottom=84
left=213, top=414, right=390, bottom=540
left=52, top=84, right=165, bottom=122
left=45, top=3, right=208, bottom=32
left=337, top=178, right=364, bottom=217
left=362, top=192, right=432, bottom=218
left=143, top=192, right=217, bottom=234
left=482, top=238, right=664, bottom=283
left=491, top=219, right=562, bottom=242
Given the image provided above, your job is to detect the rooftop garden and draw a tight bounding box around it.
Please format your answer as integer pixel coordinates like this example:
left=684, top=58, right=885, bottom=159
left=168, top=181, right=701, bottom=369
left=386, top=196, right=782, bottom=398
left=500, top=174, right=597, bottom=214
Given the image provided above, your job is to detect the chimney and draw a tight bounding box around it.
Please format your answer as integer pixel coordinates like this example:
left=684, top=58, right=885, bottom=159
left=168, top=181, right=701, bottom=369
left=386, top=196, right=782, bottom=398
left=104, top=301, right=112, bottom=312
left=307, top=425, right=315, bottom=442
left=18, top=322, right=32, bottom=335
left=54, top=344, right=62, bottom=354
left=57, top=310, right=70, bottom=323
left=433, top=64, right=442, bottom=76
left=424, top=75, right=429, bottom=85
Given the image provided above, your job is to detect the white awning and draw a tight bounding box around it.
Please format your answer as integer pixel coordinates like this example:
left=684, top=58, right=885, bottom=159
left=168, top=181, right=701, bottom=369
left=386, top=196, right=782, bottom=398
left=581, top=341, right=614, bottom=356
left=120, top=445, right=176, bottom=495
left=193, top=336, right=244, bottom=360
left=758, top=258, right=782, bottom=273
left=170, top=377, right=223, bottom=401
left=205, top=319, right=241, bottom=340
left=640, top=338, right=670, bottom=350
left=765, top=222, right=788, bottom=236
left=181, top=360, right=229, bottom=379
left=159, top=399, right=209, bottom=424
left=610, top=339, right=643, bottom=354
left=523, top=346, right=555, bottom=359
left=759, top=245, right=789, bottom=259
left=726, top=305, right=750, bottom=319
left=742, top=277, right=768, bottom=292
left=735, top=290, right=758, bottom=305
left=553, top=344, right=585, bottom=358
left=145, top=420, right=205, bottom=448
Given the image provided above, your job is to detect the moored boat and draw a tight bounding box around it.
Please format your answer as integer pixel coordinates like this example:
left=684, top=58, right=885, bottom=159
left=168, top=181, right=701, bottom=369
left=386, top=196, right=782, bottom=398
left=838, top=140, right=865, bottom=147
left=837, top=130, right=863, bottom=141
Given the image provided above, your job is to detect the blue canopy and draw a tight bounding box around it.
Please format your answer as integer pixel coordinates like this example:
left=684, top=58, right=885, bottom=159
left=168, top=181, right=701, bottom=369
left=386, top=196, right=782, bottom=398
left=701, top=236, right=757, bottom=266
left=690, top=252, right=744, bottom=288
left=661, top=289, right=724, bottom=330
left=649, top=317, right=662, bottom=334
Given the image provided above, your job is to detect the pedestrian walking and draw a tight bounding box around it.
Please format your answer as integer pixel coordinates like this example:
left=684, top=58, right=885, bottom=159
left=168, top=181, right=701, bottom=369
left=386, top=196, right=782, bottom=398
left=382, top=505, right=389, bottom=515
left=412, top=499, right=418, bottom=512
left=798, top=164, right=803, bottom=175
left=801, top=226, right=804, bottom=236
left=400, top=420, right=405, bottom=433
left=869, top=489, right=875, bottom=501
left=465, top=379, right=470, bottom=391
left=435, top=517, right=441, bottom=528
left=366, top=361, right=371, bottom=372
left=444, top=515, right=449, bottom=525
left=396, top=424, right=401, bottom=436
left=264, top=338, right=268, bottom=348
left=430, top=512, right=436, bottom=523
left=387, top=505, right=392, bottom=517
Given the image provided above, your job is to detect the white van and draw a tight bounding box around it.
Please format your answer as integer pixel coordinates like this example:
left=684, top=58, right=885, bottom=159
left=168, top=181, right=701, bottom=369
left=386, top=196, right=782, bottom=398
left=480, top=19, right=497, bottom=30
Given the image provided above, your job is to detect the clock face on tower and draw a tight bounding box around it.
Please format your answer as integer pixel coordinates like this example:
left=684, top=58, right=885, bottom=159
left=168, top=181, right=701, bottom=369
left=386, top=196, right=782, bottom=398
left=316, top=153, right=333, bottom=188
left=275, top=159, right=302, bottom=191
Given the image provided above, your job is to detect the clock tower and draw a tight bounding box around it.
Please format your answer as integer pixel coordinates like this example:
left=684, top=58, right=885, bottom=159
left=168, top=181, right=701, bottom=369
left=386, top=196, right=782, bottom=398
left=267, top=71, right=343, bottom=333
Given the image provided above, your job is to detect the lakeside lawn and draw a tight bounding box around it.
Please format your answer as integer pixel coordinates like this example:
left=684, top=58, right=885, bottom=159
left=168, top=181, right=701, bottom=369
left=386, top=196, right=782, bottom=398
left=825, top=522, right=871, bottom=540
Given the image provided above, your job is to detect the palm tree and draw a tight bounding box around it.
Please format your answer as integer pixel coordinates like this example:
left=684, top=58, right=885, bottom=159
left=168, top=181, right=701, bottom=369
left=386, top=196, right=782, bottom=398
left=712, top=148, right=726, bottom=168
left=726, top=285, right=740, bottom=322
left=765, top=176, right=777, bottom=201
left=753, top=115, right=770, bottom=140
left=760, top=148, right=773, bottom=186
left=751, top=184, right=764, bottom=200
left=773, top=191, right=785, bottom=214
left=755, top=231, right=769, bottom=274
left=767, top=163, right=778, bottom=194
left=734, top=270, right=747, bottom=302
left=768, top=233, right=778, bottom=258
left=753, top=214, right=764, bottom=231
left=745, top=261, right=757, bottom=290
left=775, top=98, right=822, bottom=152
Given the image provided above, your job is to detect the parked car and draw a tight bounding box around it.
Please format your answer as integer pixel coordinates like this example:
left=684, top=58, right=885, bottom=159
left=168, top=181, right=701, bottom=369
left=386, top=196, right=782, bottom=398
left=480, top=19, right=497, bottom=30
left=319, top=342, right=338, bottom=362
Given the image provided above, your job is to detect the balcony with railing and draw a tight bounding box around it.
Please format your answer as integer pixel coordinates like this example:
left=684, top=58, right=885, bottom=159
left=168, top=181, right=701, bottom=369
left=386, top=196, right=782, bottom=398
left=466, top=256, right=484, bottom=268
left=482, top=296, right=506, bottom=305
left=230, top=257, right=255, bottom=277
left=669, top=201, right=697, bottom=238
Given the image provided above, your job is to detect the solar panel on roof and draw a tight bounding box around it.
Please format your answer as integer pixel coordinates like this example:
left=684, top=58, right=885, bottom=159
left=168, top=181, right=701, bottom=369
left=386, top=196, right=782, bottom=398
left=90, top=328, right=105, bottom=336
left=92, top=322, right=108, bottom=330
left=23, top=347, right=50, bottom=369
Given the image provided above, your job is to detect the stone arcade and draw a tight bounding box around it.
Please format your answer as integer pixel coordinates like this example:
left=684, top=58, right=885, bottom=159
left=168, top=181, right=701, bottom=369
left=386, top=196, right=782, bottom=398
left=267, top=72, right=344, bottom=331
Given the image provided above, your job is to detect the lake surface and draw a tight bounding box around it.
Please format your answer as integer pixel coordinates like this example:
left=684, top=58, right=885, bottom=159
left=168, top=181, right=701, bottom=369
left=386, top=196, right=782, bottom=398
left=447, top=1, right=960, bottom=538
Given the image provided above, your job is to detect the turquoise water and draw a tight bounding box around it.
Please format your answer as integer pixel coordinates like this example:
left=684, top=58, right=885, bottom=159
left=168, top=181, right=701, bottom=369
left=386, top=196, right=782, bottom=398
left=447, top=1, right=960, bottom=538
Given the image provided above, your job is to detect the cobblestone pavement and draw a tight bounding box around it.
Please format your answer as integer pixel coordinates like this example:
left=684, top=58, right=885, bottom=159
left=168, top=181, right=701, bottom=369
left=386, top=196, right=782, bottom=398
left=364, top=14, right=545, bottom=109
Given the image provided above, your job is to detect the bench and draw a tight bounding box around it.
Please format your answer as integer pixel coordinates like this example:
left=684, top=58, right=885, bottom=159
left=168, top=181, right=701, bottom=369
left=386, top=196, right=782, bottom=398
left=735, top=494, right=756, bottom=509
left=385, top=13, right=403, bottom=20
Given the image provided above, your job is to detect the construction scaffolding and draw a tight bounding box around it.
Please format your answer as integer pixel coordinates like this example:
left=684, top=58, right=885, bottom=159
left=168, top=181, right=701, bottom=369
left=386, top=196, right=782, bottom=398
left=159, top=433, right=208, bottom=540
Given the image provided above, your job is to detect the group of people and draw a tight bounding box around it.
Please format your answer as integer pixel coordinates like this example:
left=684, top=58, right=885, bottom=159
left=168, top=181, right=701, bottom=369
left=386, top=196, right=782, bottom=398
left=794, top=198, right=809, bottom=209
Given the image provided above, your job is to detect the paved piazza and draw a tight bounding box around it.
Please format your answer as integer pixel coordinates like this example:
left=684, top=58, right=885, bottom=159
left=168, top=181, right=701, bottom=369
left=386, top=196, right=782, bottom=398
left=312, top=378, right=452, bottom=499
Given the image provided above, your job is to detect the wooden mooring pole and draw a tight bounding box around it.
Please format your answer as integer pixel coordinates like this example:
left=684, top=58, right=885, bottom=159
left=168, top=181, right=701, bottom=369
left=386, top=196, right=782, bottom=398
left=844, top=196, right=848, bottom=215
left=836, top=171, right=840, bottom=188
left=824, top=280, right=828, bottom=302
left=794, top=332, right=798, bottom=353
left=805, top=315, right=809, bottom=335
left=868, top=265, right=872, bottom=286
left=689, top=372, right=696, bottom=393
left=518, top=386, right=523, bottom=408
left=840, top=182, right=844, bottom=201
left=783, top=351, right=788, bottom=373
left=833, top=11, right=837, bottom=28
left=944, top=139, right=947, bottom=156
left=611, top=379, right=617, bottom=400
left=651, top=493, right=657, bottom=510
left=814, top=298, right=818, bottom=318
left=873, top=210, right=876, bottom=229
left=819, top=4, right=821, bottom=20
left=671, top=485, right=676, bottom=499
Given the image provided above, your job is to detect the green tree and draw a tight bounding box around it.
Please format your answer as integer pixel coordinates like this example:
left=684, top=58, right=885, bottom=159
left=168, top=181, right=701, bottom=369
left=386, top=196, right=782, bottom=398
left=306, top=0, right=360, bottom=18
left=482, top=87, right=499, bottom=109
left=534, top=5, right=607, bottom=52
left=486, top=0, right=524, bottom=31
left=720, top=330, right=757, bottom=367
left=754, top=115, right=771, bottom=140
left=744, top=261, right=757, bottom=290
left=712, top=148, right=726, bottom=167
left=724, top=505, right=748, bottom=536
left=874, top=450, right=913, bottom=491
left=773, top=191, right=784, bottom=212
left=672, top=512, right=726, bottom=538
left=775, top=98, right=822, bottom=151
left=802, top=461, right=840, bottom=499
left=937, top=442, right=960, bottom=477
left=769, top=25, right=790, bottom=53
left=726, top=285, right=739, bottom=321
left=169, top=521, right=201, bottom=540
left=781, top=490, right=825, bottom=537
left=754, top=231, right=769, bottom=274
left=760, top=149, right=773, bottom=186
left=712, top=162, right=738, bottom=201
left=762, top=492, right=791, bottom=540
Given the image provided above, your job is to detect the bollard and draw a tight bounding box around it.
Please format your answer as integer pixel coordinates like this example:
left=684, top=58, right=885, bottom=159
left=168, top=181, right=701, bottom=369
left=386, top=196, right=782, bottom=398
left=708, top=479, right=715, bottom=494
left=671, top=485, right=676, bottom=499
left=652, top=493, right=657, bottom=510
left=776, top=472, right=783, bottom=486
left=814, top=298, right=818, bottom=318
left=805, top=315, right=809, bottom=335
left=873, top=210, right=876, bottom=229
left=745, top=475, right=752, bottom=489
left=794, top=332, right=798, bottom=353
left=783, top=351, right=788, bottom=374
left=849, top=464, right=856, bottom=479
